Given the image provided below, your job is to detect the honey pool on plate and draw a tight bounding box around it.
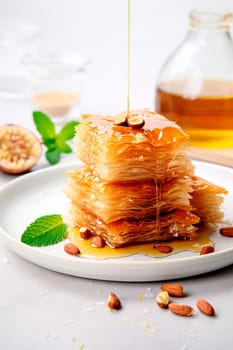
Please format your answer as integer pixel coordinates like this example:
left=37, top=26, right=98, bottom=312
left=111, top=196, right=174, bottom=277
left=68, top=223, right=215, bottom=259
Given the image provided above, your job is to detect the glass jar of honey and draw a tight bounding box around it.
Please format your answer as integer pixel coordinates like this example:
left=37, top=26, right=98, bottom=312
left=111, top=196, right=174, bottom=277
left=155, top=9, right=233, bottom=149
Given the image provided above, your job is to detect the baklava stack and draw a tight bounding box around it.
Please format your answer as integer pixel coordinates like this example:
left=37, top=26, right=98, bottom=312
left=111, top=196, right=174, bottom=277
left=65, top=109, right=227, bottom=248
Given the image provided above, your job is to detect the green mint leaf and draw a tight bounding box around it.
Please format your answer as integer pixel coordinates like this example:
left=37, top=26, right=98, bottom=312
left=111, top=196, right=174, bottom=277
left=57, top=121, right=79, bottom=142
left=55, top=121, right=79, bottom=154
left=33, top=111, right=56, bottom=143
left=44, top=138, right=56, bottom=149
left=21, top=214, right=67, bottom=247
left=45, top=148, right=61, bottom=164
left=56, top=141, right=72, bottom=153
left=32, top=111, right=79, bottom=165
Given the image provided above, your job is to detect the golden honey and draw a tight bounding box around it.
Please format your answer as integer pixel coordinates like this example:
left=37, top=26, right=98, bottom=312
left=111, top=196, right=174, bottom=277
left=156, top=79, right=233, bottom=148
left=68, top=224, right=215, bottom=260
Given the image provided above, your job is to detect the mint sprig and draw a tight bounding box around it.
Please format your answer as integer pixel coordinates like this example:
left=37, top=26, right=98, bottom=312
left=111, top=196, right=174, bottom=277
left=21, top=214, right=67, bottom=247
left=33, top=111, right=79, bottom=165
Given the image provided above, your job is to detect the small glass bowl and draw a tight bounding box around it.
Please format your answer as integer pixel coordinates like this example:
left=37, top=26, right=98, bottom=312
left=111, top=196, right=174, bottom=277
left=22, top=52, right=90, bottom=122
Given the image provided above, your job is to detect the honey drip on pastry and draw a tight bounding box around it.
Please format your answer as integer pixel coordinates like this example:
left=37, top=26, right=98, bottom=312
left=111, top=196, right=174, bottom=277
left=154, top=178, right=162, bottom=234
left=68, top=224, right=215, bottom=260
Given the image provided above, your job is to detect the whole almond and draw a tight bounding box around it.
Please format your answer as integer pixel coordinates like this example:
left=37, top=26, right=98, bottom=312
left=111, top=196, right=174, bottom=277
left=113, top=115, right=128, bottom=126
left=155, top=245, right=173, bottom=254
left=220, top=226, right=233, bottom=238
left=161, top=283, right=184, bottom=297
left=107, top=292, right=122, bottom=310
left=196, top=299, right=215, bottom=316
left=200, top=245, right=215, bottom=255
left=91, top=235, right=106, bottom=248
left=168, top=302, right=194, bottom=317
left=64, top=243, right=80, bottom=255
left=127, top=116, right=145, bottom=129
left=79, top=227, right=92, bottom=240
left=156, top=291, right=170, bottom=309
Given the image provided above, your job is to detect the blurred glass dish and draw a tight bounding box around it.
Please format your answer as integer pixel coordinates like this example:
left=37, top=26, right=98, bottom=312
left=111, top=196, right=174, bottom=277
left=22, top=52, right=90, bottom=122
left=0, top=19, right=41, bottom=99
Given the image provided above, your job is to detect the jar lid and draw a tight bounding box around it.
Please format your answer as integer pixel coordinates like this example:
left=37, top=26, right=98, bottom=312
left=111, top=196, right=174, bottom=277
left=190, top=8, right=233, bottom=30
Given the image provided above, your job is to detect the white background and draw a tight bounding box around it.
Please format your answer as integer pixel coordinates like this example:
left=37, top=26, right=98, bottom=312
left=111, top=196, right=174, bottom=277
left=0, top=0, right=232, bottom=118
left=1, top=3, right=233, bottom=349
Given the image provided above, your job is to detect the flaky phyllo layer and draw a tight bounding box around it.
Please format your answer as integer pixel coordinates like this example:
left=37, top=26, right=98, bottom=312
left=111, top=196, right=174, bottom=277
left=74, top=109, right=194, bottom=182
left=65, top=109, right=227, bottom=248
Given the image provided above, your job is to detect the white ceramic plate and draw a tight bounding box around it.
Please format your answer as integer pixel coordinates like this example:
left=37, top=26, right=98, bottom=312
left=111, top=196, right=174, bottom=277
left=0, top=160, right=233, bottom=282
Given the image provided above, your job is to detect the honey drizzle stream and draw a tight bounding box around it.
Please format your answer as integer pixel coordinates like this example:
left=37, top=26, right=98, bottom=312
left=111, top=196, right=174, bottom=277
left=154, top=178, right=161, bottom=234
left=127, top=0, right=131, bottom=117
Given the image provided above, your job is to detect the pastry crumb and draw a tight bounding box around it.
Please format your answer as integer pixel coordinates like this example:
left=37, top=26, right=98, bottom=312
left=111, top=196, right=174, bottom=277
left=140, top=320, right=149, bottom=329
left=79, top=342, right=85, bottom=350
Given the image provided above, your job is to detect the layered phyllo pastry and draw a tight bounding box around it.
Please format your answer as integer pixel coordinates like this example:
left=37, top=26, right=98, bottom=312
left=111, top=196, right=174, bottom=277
left=190, top=176, right=227, bottom=223
left=65, top=109, right=227, bottom=248
left=74, top=109, right=194, bottom=182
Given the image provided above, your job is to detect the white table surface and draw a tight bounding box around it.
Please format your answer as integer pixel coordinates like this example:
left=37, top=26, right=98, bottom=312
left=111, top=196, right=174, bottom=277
left=1, top=0, right=233, bottom=344
left=0, top=98, right=233, bottom=350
